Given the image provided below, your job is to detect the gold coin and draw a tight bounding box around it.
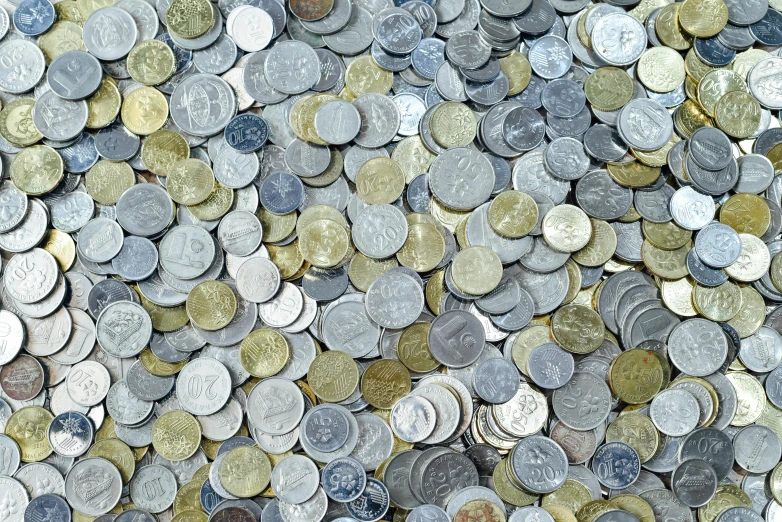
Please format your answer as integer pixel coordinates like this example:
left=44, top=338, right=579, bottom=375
left=12, top=145, right=65, bottom=197
left=697, top=484, right=752, bottom=522
left=451, top=246, right=503, bottom=295
left=693, top=280, right=742, bottom=321
left=345, top=56, right=393, bottom=96
left=771, top=463, right=782, bottom=506
left=167, top=159, right=215, bottom=205
left=608, top=349, right=664, bottom=404
left=186, top=281, right=236, bottom=331
left=675, top=99, right=714, bottom=138
left=583, top=66, right=634, bottom=111
left=140, top=347, right=189, bottom=376
left=55, top=1, right=86, bottom=25
left=654, top=4, right=693, bottom=50
left=41, top=229, right=75, bottom=272
left=488, top=190, right=539, bottom=238
left=607, top=161, right=663, bottom=188
left=769, top=142, right=782, bottom=171
left=348, top=252, right=398, bottom=292
left=87, top=438, right=136, bottom=484
left=239, top=328, right=290, bottom=378
left=685, top=48, right=723, bottom=83
left=0, top=98, right=41, bottom=146
left=173, top=483, right=203, bottom=515
left=499, top=50, right=531, bottom=96
left=299, top=219, right=349, bottom=268
left=355, top=157, right=406, bottom=204
left=720, top=193, right=770, bottom=237
left=678, top=0, right=728, bottom=37
left=512, top=325, right=555, bottom=375
left=86, top=77, right=122, bottom=129
left=85, top=160, right=134, bottom=205
left=726, top=371, right=765, bottom=426
left=77, top=0, right=113, bottom=18
left=572, top=219, right=617, bottom=267
left=397, top=223, right=445, bottom=273
left=551, top=304, right=605, bottom=355
left=772, top=255, right=782, bottom=292
left=152, top=409, right=202, bottom=461
left=697, top=69, right=747, bottom=117
left=188, top=182, right=234, bottom=221
left=715, top=90, right=761, bottom=139
left=430, top=102, right=477, bottom=149
left=139, top=293, right=190, bottom=332
left=542, top=204, right=592, bottom=253
left=660, top=277, right=698, bottom=317
left=267, top=241, right=305, bottom=280
left=6, top=406, right=54, bottom=462
left=361, top=359, right=411, bottom=409
left=166, top=0, right=214, bottom=39
left=724, top=233, right=770, bottom=282
left=218, top=445, right=272, bottom=498
left=637, top=47, right=686, bottom=92
left=454, top=500, right=505, bottom=522
left=541, top=480, right=591, bottom=514
left=397, top=323, right=439, bottom=373
left=430, top=197, right=470, bottom=232
left=121, top=86, right=168, bottom=135
left=391, top=135, right=436, bottom=184
left=307, top=350, right=359, bottom=402
left=609, top=495, right=654, bottom=522
left=640, top=239, right=691, bottom=279
left=172, top=511, right=207, bottom=522
left=726, top=286, right=765, bottom=338
left=562, top=259, right=583, bottom=305
left=38, top=21, right=85, bottom=63
left=543, top=506, right=577, bottom=522
left=141, top=129, right=190, bottom=176
left=425, top=270, right=447, bottom=315
left=632, top=133, right=682, bottom=168
left=492, top=459, right=538, bottom=506
left=576, top=500, right=617, bottom=522
left=296, top=205, right=347, bottom=236
left=606, top=413, right=659, bottom=462
left=642, top=220, right=692, bottom=250
left=297, top=93, right=337, bottom=145
left=127, top=40, right=177, bottom=86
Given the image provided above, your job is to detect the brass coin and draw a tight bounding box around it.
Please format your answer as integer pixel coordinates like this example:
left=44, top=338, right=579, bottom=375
left=654, top=4, right=693, bottom=50
left=152, top=409, right=202, bottom=461
left=174, top=483, right=205, bottom=515
left=141, top=129, right=190, bottom=177
left=345, top=56, right=393, bottom=96
left=678, top=0, right=728, bottom=37
left=121, top=86, right=169, bottom=135
left=239, top=328, right=290, bottom=379
left=584, top=67, right=634, bottom=111
left=637, top=47, right=686, bottom=92
left=493, top=460, right=538, bottom=507
left=551, top=304, right=605, bottom=355
left=660, top=278, right=698, bottom=317
left=355, top=157, right=406, bottom=204
left=724, top=233, right=770, bottom=282
left=542, top=204, right=592, bottom=253
left=697, top=70, right=747, bottom=118
left=140, top=348, right=189, bottom=376
left=576, top=500, right=617, bottom=522
left=172, top=511, right=207, bottom=522
left=693, top=280, right=742, bottom=322
left=391, top=136, right=436, bottom=183
left=609, top=495, right=655, bottom=522
left=543, top=506, right=577, bottom=522
left=87, top=438, right=136, bottom=484
left=166, top=0, right=214, bottom=39
left=307, top=350, right=360, bottom=403
left=42, top=229, right=76, bottom=272
left=188, top=182, right=234, bottom=221
left=607, top=162, right=662, bottom=188
left=186, top=281, right=237, bottom=331
left=0, top=98, right=41, bottom=146
left=720, top=193, right=770, bottom=237
left=397, top=223, right=445, bottom=273
left=697, top=484, right=752, bottom=522
left=488, top=190, right=539, bottom=238
left=642, top=220, right=692, bottom=250
left=572, top=219, right=617, bottom=267
left=140, top=294, right=190, bottom=332
left=5, top=406, right=54, bottom=462
left=641, top=239, right=691, bottom=279
left=86, top=77, right=122, bottom=129
left=608, top=349, right=664, bottom=404
left=606, top=413, right=659, bottom=462
left=218, top=445, right=272, bottom=498
left=541, top=479, right=591, bottom=514
left=267, top=241, right=305, bottom=280
left=10, top=145, right=64, bottom=196
left=499, top=50, right=531, bottom=96
left=86, top=160, right=134, bottom=205
left=726, top=286, right=765, bottom=338
left=361, top=359, right=411, bottom=410
left=454, top=500, right=505, bottom=522
left=632, top=133, right=681, bottom=168
left=397, top=322, right=440, bottom=373
left=451, top=246, right=503, bottom=295
left=167, top=159, right=216, bottom=205
left=298, top=219, right=350, bottom=268
left=430, top=102, right=477, bottom=149
left=715, top=90, right=761, bottom=139
left=726, top=372, right=765, bottom=426
left=127, top=40, right=177, bottom=86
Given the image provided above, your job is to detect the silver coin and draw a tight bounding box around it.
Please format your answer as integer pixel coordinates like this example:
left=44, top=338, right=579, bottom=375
left=247, top=377, right=305, bottom=435
left=83, top=7, right=138, bottom=61
left=509, top=435, right=568, bottom=494
left=265, top=41, right=321, bottom=94
left=176, top=358, right=232, bottom=416
left=314, top=99, right=361, bottom=145
left=0, top=40, right=45, bottom=94
left=270, top=454, right=319, bottom=504
left=129, top=465, right=178, bottom=513
left=349, top=412, right=394, bottom=471
left=96, top=301, right=152, bottom=358
left=552, top=371, right=611, bottom=431
left=733, top=424, right=781, bottom=473
left=278, top=487, right=328, bottom=522
left=472, top=357, right=520, bottom=403
left=77, top=218, right=124, bottom=263
left=0, top=199, right=50, bottom=253
left=527, top=343, right=574, bottom=390
left=617, top=98, right=672, bottom=152
left=116, top=184, right=175, bottom=237
left=64, top=457, right=122, bottom=516
left=591, top=13, right=646, bottom=66
left=650, top=388, right=700, bottom=437
left=390, top=396, right=436, bottom=443
left=170, top=74, right=237, bottom=136
left=47, top=51, right=103, bottom=101
left=4, top=248, right=59, bottom=304
left=694, top=222, right=742, bottom=268
left=365, top=271, right=423, bottom=329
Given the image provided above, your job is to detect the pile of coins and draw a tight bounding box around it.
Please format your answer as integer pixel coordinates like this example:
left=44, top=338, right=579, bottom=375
left=2, top=0, right=782, bottom=520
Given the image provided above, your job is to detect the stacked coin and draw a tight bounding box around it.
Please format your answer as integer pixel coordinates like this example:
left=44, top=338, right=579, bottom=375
left=2, top=0, right=782, bottom=521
